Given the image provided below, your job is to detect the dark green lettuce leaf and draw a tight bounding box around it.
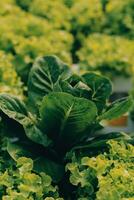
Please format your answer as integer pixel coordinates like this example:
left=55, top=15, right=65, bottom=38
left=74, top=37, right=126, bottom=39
left=66, top=132, right=132, bottom=160
left=0, top=94, right=51, bottom=147
left=0, top=94, right=29, bottom=125
left=28, top=55, right=69, bottom=111
left=99, top=97, right=133, bottom=121
left=24, top=124, right=52, bottom=147
left=62, top=73, right=112, bottom=112
left=39, top=92, right=97, bottom=148
left=82, top=72, right=112, bottom=111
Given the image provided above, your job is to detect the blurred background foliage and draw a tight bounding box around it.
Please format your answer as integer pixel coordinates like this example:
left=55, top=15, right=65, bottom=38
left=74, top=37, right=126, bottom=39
left=77, top=34, right=134, bottom=77
left=0, top=0, right=133, bottom=95
left=0, top=51, right=23, bottom=98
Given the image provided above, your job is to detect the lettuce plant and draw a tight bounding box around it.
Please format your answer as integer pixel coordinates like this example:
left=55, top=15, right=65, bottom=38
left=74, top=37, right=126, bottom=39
left=67, top=139, right=134, bottom=199
left=70, top=0, right=105, bottom=34
left=0, top=55, right=133, bottom=188
left=0, top=157, right=63, bottom=199
left=29, top=0, right=71, bottom=31
left=0, top=1, right=73, bottom=82
left=0, top=0, right=134, bottom=81
left=77, top=34, right=134, bottom=77
left=105, top=0, right=134, bottom=38
left=15, top=0, right=71, bottom=31
left=0, top=0, right=21, bottom=16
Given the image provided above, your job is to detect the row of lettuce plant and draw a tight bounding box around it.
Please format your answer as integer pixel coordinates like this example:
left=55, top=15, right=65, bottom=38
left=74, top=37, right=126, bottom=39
left=77, top=34, right=134, bottom=78
left=16, top=0, right=134, bottom=39
left=0, top=0, right=73, bottom=82
left=0, top=55, right=133, bottom=199
left=0, top=0, right=134, bottom=82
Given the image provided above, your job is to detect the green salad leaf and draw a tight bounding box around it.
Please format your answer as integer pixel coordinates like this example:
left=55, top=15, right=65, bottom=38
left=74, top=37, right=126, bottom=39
left=0, top=94, right=28, bottom=125
left=99, top=97, right=133, bottom=121
left=40, top=92, right=97, bottom=148
left=28, top=55, right=69, bottom=111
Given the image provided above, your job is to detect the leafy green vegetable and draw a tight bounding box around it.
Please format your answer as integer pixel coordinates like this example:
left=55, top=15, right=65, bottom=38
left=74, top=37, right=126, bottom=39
left=77, top=34, right=134, bottom=77
left=0, top=55, right=129, bottom=153
left=67, top=140, right=134, bottom=199
left=60, top=72, right=112, bottom=113
left=0, top=93, right=51, bottom=147
left=40, top=92, right=97, bottom=148
left=81, top=72, right=112, bottom=111
left=0, top=0, right=134, bottom=197
left=105, top=0, right=134, bottom=38
left=28, top=55, right=69, bottom=110
left=0, top=0, right=133, bottom=81
left=0, top=157, right=63, bottom=199
left=99, top=97, right=133, bottom=121
left=0, top=94, right=29, bottom=124
left=0, top=55, right=133, bottom=190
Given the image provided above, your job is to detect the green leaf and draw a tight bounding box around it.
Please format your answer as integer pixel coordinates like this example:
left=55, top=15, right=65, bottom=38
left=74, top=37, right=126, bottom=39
left=71, top=132, right=131, bottom=154
left=28, top=55, right=69, bottom=110
left=66, top=74, right=92, bottom=98
left=64, top=73, right=112, bottom=111
left=24, top=124, right=52, bottom=147
left=82, top=73, right=112, bottom=110
left=0, top=94, right=51, bottom=147
left=99, top=97, right=133, bottom=121
left=82, top=72, right=112, bottom=99
left=40, top=92, right=97, bottom=147
left=58, top=80, right=78, bottom=96
left=0, top=94, right=29, bottom=125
